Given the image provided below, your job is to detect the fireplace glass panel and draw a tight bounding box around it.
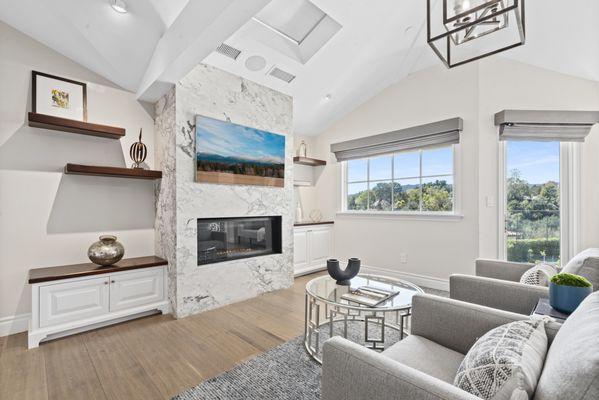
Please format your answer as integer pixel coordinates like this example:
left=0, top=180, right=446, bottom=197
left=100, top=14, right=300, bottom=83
left=197, top=216, right=282, bottom=265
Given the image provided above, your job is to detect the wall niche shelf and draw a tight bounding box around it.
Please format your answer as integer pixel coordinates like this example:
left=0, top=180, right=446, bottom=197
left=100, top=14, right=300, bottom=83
left=293, top=156, right=326, bottom=166
left=28, top=112, right=126, bottom=139
left=65, top=163, right=162, bottom=180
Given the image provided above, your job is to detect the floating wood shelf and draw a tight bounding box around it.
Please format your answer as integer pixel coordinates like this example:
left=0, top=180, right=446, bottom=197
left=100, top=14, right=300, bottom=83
left=65, top=163, right=162, bottom=179
left=28, top=112, right=125, bottom=139
left=294, top=221, right=334, bottom=227
left=29, top=256, right=168, bottom=284
left=293, top=156, right=326, bottom=166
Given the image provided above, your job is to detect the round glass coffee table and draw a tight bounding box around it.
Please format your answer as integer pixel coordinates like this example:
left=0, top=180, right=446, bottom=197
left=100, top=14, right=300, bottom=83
left=304, top=274, right=423, bottom=363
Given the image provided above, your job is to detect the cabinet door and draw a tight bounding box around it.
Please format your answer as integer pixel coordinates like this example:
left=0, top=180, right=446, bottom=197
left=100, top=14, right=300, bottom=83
left=39, top=277, right=109, bottom=328
left=109, top=268, right=164, bottom=312
left=308, top=228, right=331, bottom=267
left=293, top=229, right=309, bottom=272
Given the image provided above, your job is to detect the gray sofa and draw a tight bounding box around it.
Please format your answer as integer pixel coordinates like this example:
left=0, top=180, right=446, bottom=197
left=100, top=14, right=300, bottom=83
left=450, top=255, right=599, bottom=315
left=321, top=292, right=599, bottom=400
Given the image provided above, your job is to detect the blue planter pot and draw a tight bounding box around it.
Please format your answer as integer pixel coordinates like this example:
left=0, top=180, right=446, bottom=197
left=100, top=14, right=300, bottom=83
left=549, top=282, right=593, bottom=313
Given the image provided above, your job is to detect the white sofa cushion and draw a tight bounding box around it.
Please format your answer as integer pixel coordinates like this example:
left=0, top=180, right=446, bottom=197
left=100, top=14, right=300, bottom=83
left=454, top=319, right=548, bottom=400
left=519, top=263, right=558, bottom=286
left=534, top=291, right=599, bottom=400
left=562, top=248, right=599, bottom=275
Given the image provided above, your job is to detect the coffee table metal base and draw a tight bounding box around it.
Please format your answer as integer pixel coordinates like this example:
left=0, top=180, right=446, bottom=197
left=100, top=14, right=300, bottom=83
left=304, top=293, right=411, bottom=363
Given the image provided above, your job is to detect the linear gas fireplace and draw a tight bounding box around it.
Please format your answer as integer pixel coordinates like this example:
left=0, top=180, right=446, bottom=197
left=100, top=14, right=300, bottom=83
left=197, top=216, right=282, bottom=266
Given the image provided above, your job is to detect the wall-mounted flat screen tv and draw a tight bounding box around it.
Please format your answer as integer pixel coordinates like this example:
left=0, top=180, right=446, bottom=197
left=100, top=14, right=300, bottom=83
left=195, top=115, right=285, bottom=187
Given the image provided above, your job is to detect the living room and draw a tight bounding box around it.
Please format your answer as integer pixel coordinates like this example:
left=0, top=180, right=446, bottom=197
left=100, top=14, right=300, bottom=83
left=1, top=1, right=598, bottom=399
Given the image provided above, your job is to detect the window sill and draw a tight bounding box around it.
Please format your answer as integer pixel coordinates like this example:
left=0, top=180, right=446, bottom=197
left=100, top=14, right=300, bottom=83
left=336, top=211, right=464, bottom=222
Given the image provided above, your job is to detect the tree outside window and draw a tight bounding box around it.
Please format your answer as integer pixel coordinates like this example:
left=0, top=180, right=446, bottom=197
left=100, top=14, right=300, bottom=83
left=346, top=146, right=454, bottom=213
left=505, top=141, right=560, bottom=264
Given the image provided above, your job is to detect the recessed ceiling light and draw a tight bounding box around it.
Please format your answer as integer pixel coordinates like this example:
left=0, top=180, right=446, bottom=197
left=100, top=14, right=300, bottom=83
left=111, top=0, right=128, bottom=13
left=245, top=55, right=267, bottom=72
left=323, top=94, right=332, bottom=101
left=404, top=26, right=413, bottom=34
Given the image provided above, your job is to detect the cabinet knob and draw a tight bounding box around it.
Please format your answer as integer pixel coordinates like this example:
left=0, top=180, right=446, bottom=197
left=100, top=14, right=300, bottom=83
left=110, top=280, right=115, bottom=284
left=104, top=281, right=109, bottom=285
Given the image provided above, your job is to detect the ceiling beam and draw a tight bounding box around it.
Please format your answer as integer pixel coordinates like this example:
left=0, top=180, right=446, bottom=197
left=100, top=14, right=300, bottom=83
left=136, top=0, right=271, bottom=102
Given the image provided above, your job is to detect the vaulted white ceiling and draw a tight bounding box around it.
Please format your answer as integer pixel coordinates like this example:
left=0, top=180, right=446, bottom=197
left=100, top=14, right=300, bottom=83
left=1, top=0, right=597, bottom=136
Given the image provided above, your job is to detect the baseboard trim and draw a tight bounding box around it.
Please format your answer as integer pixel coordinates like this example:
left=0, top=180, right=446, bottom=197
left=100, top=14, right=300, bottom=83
left=294, top=265, right=326, bottom=277
left=0, top=313, right=30, bottom=337
left=361, top=265, right=449, bottom=291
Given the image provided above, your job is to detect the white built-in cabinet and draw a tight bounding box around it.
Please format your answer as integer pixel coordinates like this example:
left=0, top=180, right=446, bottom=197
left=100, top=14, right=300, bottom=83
left=293, top=223, right=333, bottom=276
left=29, top=265, right=168, bottom=348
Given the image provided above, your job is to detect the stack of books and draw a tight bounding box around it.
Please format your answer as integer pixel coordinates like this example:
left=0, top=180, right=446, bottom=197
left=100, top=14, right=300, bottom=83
left=341, top=286, right=399, bottom=307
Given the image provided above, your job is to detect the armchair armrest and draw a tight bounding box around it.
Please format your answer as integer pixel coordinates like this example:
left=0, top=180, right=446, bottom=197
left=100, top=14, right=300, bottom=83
left=450, top=274, right=549, bottom=316
left=475, top=258, right=533, bottom=282
left=410, top=294, right=533, bottom=354
left=322, top=337, right=479, bottom=400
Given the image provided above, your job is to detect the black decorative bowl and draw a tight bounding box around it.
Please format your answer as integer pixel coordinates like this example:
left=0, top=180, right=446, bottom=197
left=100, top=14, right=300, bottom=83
left=327, top=258, right=361, bottom=285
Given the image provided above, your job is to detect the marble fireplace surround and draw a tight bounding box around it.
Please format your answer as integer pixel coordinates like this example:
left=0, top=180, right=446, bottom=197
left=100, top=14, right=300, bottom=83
left=154, top=64, right=294, bottom=318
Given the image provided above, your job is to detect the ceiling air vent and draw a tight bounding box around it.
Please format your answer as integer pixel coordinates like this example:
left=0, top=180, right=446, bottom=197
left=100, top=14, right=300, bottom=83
left=215, top=43, right=241, bottom=60
left=268, top=67, right=296, bottom=83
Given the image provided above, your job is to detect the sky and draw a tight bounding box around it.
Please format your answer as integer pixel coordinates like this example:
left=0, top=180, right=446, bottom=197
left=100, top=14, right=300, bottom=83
left=506, top=141, right=560, bottom=184
left=196, top=116, right=285, bottom=163
left=347, top=142, right=559, bottom=185
left=347, top=146, right=453, bottom=182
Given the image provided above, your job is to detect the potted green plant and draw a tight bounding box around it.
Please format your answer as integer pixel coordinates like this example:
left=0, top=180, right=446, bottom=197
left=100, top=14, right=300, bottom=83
left=549, top=273, right=593, bottom=313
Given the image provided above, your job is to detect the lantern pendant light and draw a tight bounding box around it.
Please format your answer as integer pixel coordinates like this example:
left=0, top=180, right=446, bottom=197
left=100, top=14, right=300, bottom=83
left=427, top=0, right=525, bottom=68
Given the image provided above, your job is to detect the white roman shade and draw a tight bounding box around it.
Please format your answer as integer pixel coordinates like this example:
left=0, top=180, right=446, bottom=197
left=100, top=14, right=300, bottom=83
left=330, top=118, right=463, bottom=161
left=495, top=110, right=599, bottom=142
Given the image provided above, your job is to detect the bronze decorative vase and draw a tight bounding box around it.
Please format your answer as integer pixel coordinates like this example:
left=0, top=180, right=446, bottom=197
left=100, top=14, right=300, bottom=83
left=88, top=235, right=125, bottom=266
left=327, top=258, right=360, bottom=285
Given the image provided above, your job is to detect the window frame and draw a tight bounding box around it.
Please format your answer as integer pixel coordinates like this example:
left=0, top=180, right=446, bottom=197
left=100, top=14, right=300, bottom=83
left=340, top=144, right=461, bottom=218
left=498, top=141, right=581, bottom=265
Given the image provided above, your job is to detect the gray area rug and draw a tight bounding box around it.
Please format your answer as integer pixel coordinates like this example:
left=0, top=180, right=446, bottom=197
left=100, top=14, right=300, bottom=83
left=173, top=286, right=447, bottom=400
left=173, top=335, right=320, bottom=400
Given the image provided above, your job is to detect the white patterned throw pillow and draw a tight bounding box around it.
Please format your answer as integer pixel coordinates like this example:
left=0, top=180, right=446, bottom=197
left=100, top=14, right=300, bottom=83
left=454, top=319, right=548, bottom=400
left=519, top=263, right=558, bottom=286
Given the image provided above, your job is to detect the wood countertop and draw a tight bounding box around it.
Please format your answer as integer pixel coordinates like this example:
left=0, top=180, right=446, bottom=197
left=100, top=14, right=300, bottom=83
left=293, top=221, right=334, bottom=227
left=29, top=256, right=168, bottom=284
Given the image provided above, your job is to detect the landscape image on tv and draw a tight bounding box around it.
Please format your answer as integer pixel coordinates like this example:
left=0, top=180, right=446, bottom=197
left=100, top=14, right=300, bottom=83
left=195, top=115, right=285, bottom=187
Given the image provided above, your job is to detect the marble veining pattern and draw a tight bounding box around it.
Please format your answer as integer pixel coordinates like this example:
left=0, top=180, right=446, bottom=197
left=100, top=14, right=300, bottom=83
left=155, top=64, right=294, bottom=318
left=154, top=88, right=177, bottom=313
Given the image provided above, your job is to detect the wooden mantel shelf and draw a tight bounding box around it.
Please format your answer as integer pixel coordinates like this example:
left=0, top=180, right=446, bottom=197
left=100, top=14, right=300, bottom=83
left=293, top=156, right=326, bottom=166
left=28, top=112, right=125, bottom=139
left=65, top=163, right=162, bottom=179
left=29, top=256, right=168, bottom=284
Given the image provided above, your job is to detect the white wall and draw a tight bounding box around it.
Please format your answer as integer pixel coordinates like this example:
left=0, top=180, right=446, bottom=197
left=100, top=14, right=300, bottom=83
left=303, top=58, right=599, bottom=286
left=476, top=58, right=599, bottom=258
left=307, top=63, right=481, bottom=284
left=293, top=134, right=321, bottom=220
left=0, top=21, right=156, bottom=334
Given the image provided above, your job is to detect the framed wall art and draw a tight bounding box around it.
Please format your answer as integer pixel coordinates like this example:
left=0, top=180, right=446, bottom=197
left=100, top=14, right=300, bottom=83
left=32, top=71, right=87, bottom=121
left=195, top=115, right=285, bottom=187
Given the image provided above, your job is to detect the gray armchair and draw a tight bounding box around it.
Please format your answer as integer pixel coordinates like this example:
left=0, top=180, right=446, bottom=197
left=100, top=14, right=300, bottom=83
left=321, top=292, right=599, bottom=400
left=450, top=256, right=599, bottom=315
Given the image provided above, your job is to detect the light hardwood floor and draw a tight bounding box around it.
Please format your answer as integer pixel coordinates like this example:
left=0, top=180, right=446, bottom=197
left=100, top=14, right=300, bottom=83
left=0, top=273, right=324, bottom=400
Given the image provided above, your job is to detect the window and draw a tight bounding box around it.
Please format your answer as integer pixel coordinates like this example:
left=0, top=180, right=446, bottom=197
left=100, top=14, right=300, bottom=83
left=504, top=141, right=561, bottom=264
left=345, top=145, right=454, bottom=213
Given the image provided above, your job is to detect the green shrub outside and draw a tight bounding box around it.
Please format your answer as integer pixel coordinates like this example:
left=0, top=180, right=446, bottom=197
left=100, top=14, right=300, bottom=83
left=507, top=237, right=560, bottom=263
left=550, top=273, right=592, bottom=287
